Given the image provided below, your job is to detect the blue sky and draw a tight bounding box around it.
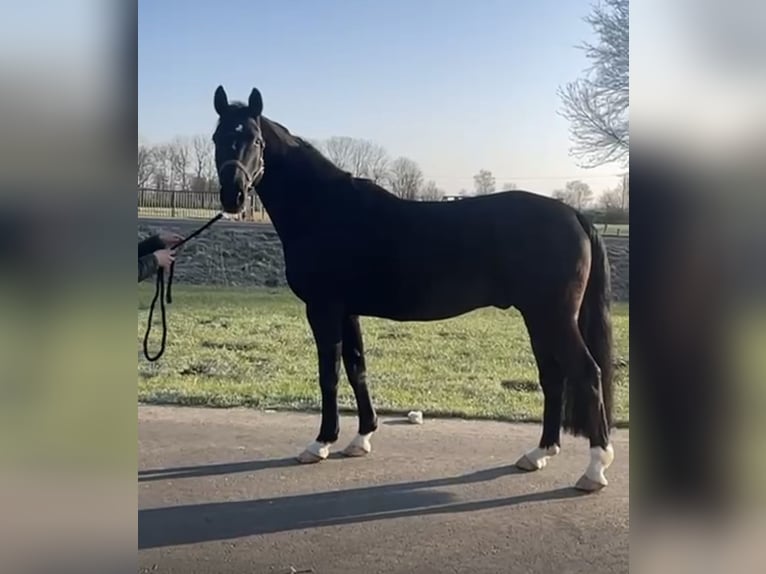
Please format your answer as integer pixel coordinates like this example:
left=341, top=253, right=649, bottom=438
left=138, top=0, right=624, bottom=196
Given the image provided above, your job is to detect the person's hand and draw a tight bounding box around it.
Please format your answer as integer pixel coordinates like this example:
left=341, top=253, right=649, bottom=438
left=159, top=232, right=184, bottom=248
left=153, top=249, right=176, bottom=271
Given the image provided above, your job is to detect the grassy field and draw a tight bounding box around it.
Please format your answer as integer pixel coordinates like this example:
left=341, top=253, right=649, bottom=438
left=138, top=285, right=629, bottom=425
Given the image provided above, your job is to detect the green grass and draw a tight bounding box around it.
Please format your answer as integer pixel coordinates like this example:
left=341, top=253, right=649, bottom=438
left=138, top=285, right=629, bottom=425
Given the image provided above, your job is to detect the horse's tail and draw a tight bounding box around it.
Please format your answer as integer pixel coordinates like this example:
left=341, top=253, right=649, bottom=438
left=563, top=212, right=615, bottom=436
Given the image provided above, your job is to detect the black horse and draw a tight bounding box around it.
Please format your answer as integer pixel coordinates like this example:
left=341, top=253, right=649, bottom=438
left=211, top=86, right=616, bottom=492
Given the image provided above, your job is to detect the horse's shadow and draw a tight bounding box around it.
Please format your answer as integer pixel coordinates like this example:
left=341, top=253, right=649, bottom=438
left=139, top=458, right=587, bottom=549
left=139, top=455, right=310, bottom=482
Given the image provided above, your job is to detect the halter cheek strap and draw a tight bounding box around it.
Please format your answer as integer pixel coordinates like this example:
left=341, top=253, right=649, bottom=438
left=219, top=143, right=265, bottom=191
left=219, top=159, right=256, bottom=190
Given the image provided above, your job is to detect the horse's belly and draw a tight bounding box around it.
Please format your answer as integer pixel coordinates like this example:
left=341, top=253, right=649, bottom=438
left=380, top=302, right=485, bottom=322
left=347, top=276, right=497, bottom=321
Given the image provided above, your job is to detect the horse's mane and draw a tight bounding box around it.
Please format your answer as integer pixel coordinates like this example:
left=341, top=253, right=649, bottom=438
left=224, top=103, right=395, bottom=199
left=258, top=115, right=356, bottom=185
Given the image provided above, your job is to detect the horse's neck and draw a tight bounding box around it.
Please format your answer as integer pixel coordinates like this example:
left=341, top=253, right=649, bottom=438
left=255, top=151, right=334, bottom=240
left=256, top=122, right=371, bottom=239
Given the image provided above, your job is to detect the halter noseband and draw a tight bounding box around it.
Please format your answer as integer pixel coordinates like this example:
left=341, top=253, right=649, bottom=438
left=219, top=142, right=265, bottom=191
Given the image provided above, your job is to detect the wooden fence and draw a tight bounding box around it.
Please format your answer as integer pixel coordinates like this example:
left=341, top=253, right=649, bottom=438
left=137, top=188, right=268, bottom=221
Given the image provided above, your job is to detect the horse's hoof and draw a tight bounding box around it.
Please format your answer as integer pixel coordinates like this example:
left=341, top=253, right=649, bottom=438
left=341, top=445, right=369, bottom=457
left=342, top=443, right=370, bottom=457
left=341, top=433, right=372, bottom=457
left=575, top=474, right=607, bottom=492
left=296, top=450, right=324, bottom=464
left=515, top=454, right=542, bottom=471
left=575, top=445, right=613, bottom=491
left=514, top=445, right=559, bottom=471
left=296, top=441, right=330, bottom=464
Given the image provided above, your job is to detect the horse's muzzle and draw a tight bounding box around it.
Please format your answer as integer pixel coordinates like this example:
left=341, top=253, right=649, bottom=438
left=220, top=187, right=246, bottom=214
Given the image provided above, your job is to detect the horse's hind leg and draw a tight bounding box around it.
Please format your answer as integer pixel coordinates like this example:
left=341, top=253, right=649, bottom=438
left=340, top=315, right=378, bottom=457
left=556, top=318, right=614, bottom=492
left=515, top=310, right=565, bottom=471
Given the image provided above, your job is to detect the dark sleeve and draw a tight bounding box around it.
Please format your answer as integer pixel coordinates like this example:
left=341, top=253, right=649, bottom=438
left=138, top=235, right=164, bottom=258
left=138, top=253, right=158, bottom=282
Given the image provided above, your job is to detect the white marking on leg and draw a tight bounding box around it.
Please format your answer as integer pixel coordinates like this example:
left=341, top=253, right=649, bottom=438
left=342, top=432, right=373, bottom=457
left=296, top=440, right=330, bottom=464
left=306, top=440, right=331, bottom=458
left=581, top=444, right=615, bottom=487
left=515, top=444, right=560, bottom=471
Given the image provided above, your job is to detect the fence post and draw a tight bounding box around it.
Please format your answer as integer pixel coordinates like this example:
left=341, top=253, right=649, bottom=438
left=171, top=189, right=176, bottom=218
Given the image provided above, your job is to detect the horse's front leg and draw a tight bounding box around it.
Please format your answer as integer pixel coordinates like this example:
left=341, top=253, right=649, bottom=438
left=297, top=303, right=343, bottom=464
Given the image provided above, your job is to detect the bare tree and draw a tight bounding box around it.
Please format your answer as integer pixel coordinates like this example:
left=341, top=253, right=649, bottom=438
left=169, top=136, right=192, bottom=190
left=151, top=143, right=172, bottom=189
left=322, top=136, right=357, bottom=173
left=138, top=140, right=155, bottom=188
left=620, top=172, right=629, bottom=210
left=358, top=142, right=390, bottom=184
left=420, top=180, right=445, bottom=201
left=319, top=136, right=390, bottom=183
left=552, top=180, right=594, bottom=210
left=473, top=169, right=496, bottom=195
left=597, top=184, right=625, bottom=211
left=191, top=134, right=215, bottom=191
left=501, top=181, right=519, bottom=191
left=388, top=157, right=423, bottom=200
left=559, top=0, right=628, bottom=168
left=569, top=180, right=593, bottom=209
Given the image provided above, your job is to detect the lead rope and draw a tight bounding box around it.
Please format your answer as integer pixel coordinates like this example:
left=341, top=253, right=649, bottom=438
left=142, top=213, right=224, bottom=361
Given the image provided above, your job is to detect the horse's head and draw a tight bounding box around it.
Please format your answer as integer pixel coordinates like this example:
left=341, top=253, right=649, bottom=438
left=211, top=85, right=266, bottom=214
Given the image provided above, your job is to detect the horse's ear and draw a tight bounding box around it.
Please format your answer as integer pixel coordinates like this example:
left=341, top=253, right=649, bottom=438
left=248, top=88, right=263, bottom=118
left=214, top=85, right=229, bottom=116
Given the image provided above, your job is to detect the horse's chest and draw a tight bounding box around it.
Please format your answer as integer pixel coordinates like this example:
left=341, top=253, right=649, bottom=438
left=282, top=242, right=344, bottom=299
